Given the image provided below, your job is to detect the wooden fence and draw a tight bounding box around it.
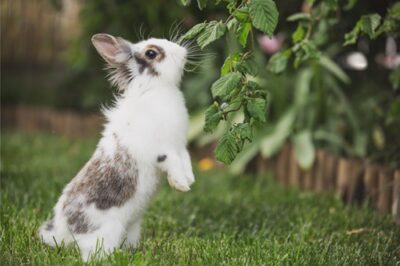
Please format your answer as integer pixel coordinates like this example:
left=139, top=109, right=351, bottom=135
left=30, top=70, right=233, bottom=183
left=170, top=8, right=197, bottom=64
left=1, top=0, right=81, bottom=67
left=2, top=105, right=399, bottom=224
left=1, top=105, right=103, bottom=137
left=254, top=144, right=400, bottom=224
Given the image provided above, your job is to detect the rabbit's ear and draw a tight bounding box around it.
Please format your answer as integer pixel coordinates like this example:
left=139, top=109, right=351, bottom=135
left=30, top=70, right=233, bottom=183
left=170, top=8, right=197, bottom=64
left=91, top=34, right=132, bottom=65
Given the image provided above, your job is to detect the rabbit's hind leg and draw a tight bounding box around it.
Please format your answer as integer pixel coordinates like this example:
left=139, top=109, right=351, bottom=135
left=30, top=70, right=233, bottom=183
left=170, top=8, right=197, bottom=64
left=75, top=222, right=125, bottom=262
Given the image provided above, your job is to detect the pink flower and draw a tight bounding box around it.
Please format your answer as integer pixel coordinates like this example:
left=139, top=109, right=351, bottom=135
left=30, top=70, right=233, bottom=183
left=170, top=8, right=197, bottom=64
left=257, top=34, right=284, bottom=55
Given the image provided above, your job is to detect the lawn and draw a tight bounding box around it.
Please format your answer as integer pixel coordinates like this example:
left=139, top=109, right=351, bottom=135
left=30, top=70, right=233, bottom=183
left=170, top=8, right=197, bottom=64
left=1, top=132, right=399, bottom=265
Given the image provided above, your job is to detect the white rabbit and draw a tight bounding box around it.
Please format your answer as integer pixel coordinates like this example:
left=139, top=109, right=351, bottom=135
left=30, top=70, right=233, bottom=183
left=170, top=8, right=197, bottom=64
left=38, top=33, right=195, bottom=261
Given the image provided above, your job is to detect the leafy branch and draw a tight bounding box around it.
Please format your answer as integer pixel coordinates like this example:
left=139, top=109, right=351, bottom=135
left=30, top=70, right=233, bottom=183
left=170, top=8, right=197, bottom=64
left=180, top=0, right=278, bottom=164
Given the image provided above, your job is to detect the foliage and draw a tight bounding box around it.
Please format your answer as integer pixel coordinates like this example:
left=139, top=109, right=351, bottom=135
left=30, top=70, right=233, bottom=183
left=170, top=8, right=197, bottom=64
left=4, top=0, right=399, bottom=168
left=2, top=132, right=400, bottom=265
left=182, top=0, right=400, bottom=168
left=180, top=0, right=277, bottom=164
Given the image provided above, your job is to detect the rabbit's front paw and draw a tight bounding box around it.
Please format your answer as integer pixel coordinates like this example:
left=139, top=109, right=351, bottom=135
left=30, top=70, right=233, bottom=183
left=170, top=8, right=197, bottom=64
left=186, top=172, right=195, bottom=186
left=167, top=175, right=191, bottom=192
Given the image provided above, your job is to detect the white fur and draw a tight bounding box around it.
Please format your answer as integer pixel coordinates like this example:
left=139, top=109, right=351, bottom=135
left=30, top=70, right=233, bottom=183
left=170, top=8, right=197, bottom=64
left=39, top=37, right=195, bottom=261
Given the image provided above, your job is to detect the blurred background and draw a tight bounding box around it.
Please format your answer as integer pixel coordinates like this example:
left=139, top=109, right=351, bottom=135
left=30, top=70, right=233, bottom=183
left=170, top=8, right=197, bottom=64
left=1, top=1, right=400, bottom=262
left=1, top=0, right=399, bottom=169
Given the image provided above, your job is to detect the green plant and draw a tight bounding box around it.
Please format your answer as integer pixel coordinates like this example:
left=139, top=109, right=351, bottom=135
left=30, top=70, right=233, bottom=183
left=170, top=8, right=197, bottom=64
left=182, top=0, right=400, bottom=169
left=180, top=0, right=279, bottom=164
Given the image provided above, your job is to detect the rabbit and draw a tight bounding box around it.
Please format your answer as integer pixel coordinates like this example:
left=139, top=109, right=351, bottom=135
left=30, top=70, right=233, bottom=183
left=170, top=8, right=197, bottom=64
left=38, top=33, right=195, bottom=261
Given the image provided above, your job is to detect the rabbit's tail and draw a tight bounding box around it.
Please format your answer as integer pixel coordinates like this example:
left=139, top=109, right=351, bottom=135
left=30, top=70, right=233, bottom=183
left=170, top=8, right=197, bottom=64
left=39, top=218, right=70, bottom=247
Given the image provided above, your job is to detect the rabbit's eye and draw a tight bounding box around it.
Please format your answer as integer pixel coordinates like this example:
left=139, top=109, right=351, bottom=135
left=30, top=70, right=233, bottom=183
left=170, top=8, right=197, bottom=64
left=145, top=49, right=158, bottom=59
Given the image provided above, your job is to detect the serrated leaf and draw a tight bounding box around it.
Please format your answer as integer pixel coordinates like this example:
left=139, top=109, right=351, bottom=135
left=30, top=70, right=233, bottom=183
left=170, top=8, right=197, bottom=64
left=246, top=97, right=267, bottom=122
left=360, top=14, right=381, bottom=39
left=197, top=21, right=227, bottom=49
left=197, top=0, right=207, bottom=10
left=246, top=80, right=261, bottom=90
left=204, top=103, right=222, bottom=132
left=211, top=72, right=242, bottom=98
left=221, top=53, right=241, bottom=76
left=236, top=22, right=252, bottom=48
left=249, top=0, right=279, bottom=37
left=229, top=137, right=261, bottom=174
left=293, top=130, right=315, bottom=170
left=344, top=14, right=381, bottom=45
left=267, top=50, right=291, bottom=74
left=181, top=22, right=207, bottom=41
left=234, top=123, right=253, bottom=142
left=237, top=56, right=259, bottom=76
left=214, top=130, right=240, bottom=164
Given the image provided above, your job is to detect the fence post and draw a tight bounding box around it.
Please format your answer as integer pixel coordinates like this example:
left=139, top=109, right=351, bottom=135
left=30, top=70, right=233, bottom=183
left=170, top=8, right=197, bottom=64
left=364, top=163, right=380, bottom=207
left=314, top=150, right=326, bottom=192
left=378, top=169, right=394, bottom=214
left=288, top=146, right=301, bottom=187
left=324, top=152, right=338, bottom=192
left=392, top=170, right=400, bottom=224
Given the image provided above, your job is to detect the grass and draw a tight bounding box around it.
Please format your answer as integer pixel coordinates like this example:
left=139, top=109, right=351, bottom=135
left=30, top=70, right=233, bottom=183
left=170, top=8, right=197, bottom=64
left=1, top=131, right=400, bottom=265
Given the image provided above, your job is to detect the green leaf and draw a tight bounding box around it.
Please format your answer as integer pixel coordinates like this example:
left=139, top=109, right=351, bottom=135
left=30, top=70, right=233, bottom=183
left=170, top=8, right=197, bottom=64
left=227, top=18, right=239, bottom=31
left=294, top=69, right=312, bottom=107
left=237, top=56, right=259, bottom=76
left=260, top=109, right=295, bottom=158
left=359, top=14, right=381, bottom=39
left=293, top=130, right=315, bottom=170
left=236, top=22, right=252, bottom=48
left=246, top=97, right=267, bottom=122
left=248, top=0, right=279, bottom=37
left=229, top=137, right=261, bottom=174
left=292, top=24, right=305, bottom=43
left=233, top=7, right=250, bottom=23
left=343, top=27, right=359, bottom=46
left=197, top=0, right=207, bottom=10
left=197, top=21, right=227, bottom=49
left=319, top=56, right=350, bottom=84
left=214, top=130, right=240, bottom=164
left=377, top=9, right=400, bottom=36
left=287, top=13, right=311, bottom=22
left=204, top=103, right=223, bottom=133
left=221, top=53, right=241, bottom=76
left=344, top=14, right=381, bottom=45
left=180, top=0, right=190, bottom=6
left=293, top=41, right=320, bottom=68
left=267, top=50, right=291, bottom=74
left=211, top=72, right=242, bottom=98
left=234, top=122, right=253, bottom=142
left=180, top=22, right=207, bottom=41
